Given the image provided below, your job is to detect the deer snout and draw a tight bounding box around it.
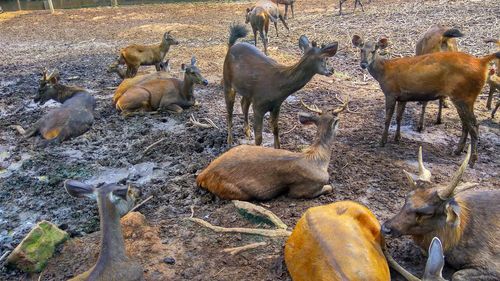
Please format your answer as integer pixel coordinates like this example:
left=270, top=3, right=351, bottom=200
left=202, top=79, right=209, bottom=86
left=360, top=62, right=369, bottom=69
left=381, top=222, right=401, bottom=237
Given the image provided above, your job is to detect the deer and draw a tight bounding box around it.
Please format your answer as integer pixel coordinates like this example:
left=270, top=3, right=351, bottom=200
left=108, top=59, right=169, bottom=80
left=414, top=25, right=464, bottom=132
left=485, top=38, right=499, bottom=113
left=339, top=0, right=369, bottom=15
left=381, top=145, right=500, bottom=280
left=285, top=200, right=447, bottom=281
left=111, top=31, right=179, bottom=78
left=64, top=180, right=143, bottom=281
left=223, top=24, right=339, bottom=149
left=352, top=35, right=500, bottom=167
left=114, top=56, right=208, bottom=115
left=270, top=0, right=295, bottom=19
left=245, top=6, right=272, bottom=55
left=196, top=100, right=347, bottom=201
left=19, top=69, right=96, bottom=145
left=246, top=0, right=289, bottom=39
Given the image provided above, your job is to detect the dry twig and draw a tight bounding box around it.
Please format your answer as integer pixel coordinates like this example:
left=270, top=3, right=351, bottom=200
left=143, top=138, right=166, bottom=155
left=130, top=195, right=154, bottom=212
left=189, top=114, right=219, bottom=129
left=222, top=242, right=267, bottom=255
left=10, top=125, right=26, bottom=135
left=0, top=250, right=10, bottom=263
left=187, top=217, right=291, bottom=237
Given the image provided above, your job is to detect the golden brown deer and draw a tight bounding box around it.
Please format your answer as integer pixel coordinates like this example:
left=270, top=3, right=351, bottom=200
left=246, top=6, right=272, bottom=55
left=246, top=0, right=289, bottom=40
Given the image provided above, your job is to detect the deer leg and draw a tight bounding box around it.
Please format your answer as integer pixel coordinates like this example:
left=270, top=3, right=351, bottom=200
left=492, top=100, right=500, bottom=118
left=291, top=3, right=294, bottom=18
left=452, top=268, right=500, bottom=281
left=381, top=97, right=396, bottom=146
left=436, top=98, right=443, bottom=124
left=270, top=106, right=281, bottom=149
left=357, top=0, right=364, bottom=12
left=274, top=21, right=278, bottom=37
left=260, top=30, right=268, bottom=55
left=161, top=104, right=184, bottom=114
left=155, top=63, right=161, bottom=71
left=224, top=86, right=236, bottom=147
left=252, top=106, right=265, bottom=146
left=394, top=101, right=406, bottom=142
left=486, top=85, right=494, bottom=110
left=452, top=101, right=469, bottom=156
left=417, top=101, right=427, bottom=132
left=241, top=97, right=252, bottom=139
left=252, top=26, right=258, bottom=47
left=284, top=5, right=288, bottom=19
left=289, top=184, right=332, bottom=199
left=463, top=105, right=479, bottom=167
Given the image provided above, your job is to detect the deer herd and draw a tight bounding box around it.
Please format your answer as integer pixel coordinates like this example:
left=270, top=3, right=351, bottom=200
left=11, top=0, right=500, bottom=280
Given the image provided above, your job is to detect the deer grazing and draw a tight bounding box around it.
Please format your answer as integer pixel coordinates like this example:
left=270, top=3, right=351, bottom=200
left=339, top=0, right=369, bottom=15
left=108, top=59, right=169, bottom=80
left=64, top=180, right=143, bottom=281
left=111, top=31, right=179, bottom=78
left=223, top=24, right=339, bottom=148
left=114, top=56, right=208, bottom=115
left=21, top=69, right=96, bottom=145
left=352, top=35, right=500, bottom=166
left=414, top=25, right=463, bottom=132
left=285, top=200, right=447, bottom=281
left=381, top=145, right=500, bottom=280
left=196, top=101, right=346, bottom=201
left=270, top=0, right=295, bottom=19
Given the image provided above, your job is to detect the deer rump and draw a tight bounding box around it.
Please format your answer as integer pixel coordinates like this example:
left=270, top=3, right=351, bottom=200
left=196, top=145, right=328, bottom=201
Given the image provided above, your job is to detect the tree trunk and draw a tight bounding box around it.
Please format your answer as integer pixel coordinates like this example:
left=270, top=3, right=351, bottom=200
left=48, top=0, right=55, bottom=13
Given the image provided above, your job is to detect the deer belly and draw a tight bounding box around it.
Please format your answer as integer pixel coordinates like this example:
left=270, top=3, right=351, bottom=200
left=396, top=91, right=441, bottom=102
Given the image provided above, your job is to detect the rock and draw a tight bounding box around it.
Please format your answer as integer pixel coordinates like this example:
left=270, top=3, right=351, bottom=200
left=6, top=221, right=68, bottom=273
left=162, top=257, right=175, bottom=265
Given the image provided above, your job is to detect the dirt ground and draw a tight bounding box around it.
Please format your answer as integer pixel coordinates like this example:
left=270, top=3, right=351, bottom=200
left=0, top=0, right=499, bottom=280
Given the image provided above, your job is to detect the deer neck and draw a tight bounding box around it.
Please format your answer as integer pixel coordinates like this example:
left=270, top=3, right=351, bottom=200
left=303, top=133, right=334, bottom=170
left=280, top=57, right=318, bottom=98
left=367, top=54, right=386, bottom=82
left=181, top=75, right=194, bottom=100
left=55, top=85, right=84, bottom=103
left=159, top=41, right=171, bottom=59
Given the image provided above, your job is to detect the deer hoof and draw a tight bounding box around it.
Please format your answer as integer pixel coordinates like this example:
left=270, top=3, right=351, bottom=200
left=322, top=185, right=333, bottom=194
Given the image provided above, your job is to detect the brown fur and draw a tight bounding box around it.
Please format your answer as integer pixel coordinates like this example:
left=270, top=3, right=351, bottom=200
left=485, top=39, right=500, bottom=113
left=248, top=1, right=289, bottom=38
left=247, top=6, right=271, bottom=55
left=270, top=0, right=295, bottom=18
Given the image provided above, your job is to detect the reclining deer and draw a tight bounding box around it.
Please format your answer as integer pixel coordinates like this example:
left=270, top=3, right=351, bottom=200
left=113, top=57, right=208, bottom=115
left=382, top=145, right=500, bottom=280
left=64, top=180, right=143, bottom=281
left=111, top=31, right=179, bottom=78
left=352, top=35, right=500, bottom=166
left=197, top=101, right=347, bottom=201
left=20, top=69, right=96, bottom=145
left=223, top=24, right=339, bottom=148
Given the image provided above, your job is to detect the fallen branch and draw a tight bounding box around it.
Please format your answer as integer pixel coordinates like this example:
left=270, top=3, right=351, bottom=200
left=189, top=114, right=219, bottom=129
left=10, top=125, right=26, bottom=135
left=187, top=217, right=291, bottom=237
left=232, top=200, right=288, bottom=230
left=0, top=250, right=10, bottom=264
left=222, top=242, right=267, bottom=255
left=282, top=124, right=298, bottom=135
left=130, top=195, right=154, bottom=212
left=143, top=138, right=166, bottom=155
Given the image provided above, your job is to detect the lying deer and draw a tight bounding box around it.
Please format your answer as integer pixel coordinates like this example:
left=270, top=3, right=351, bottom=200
left=414, top=25, right=463, bottom=132
left=196, top=101, right=347, bottom=201
left=224, top=24, right=339, bottom=148
left=64, top=180, right=143, bottom=281
left=112, top=31, right=179, bottom=78
left=285, top=201, right=447, bottom=281
left=21, top=69, right=96, bottom=145
left=270, top=0, right=295, bottom=19
left=382, top=145, right=500, bottom=280
left=114, top=57, right=208, bottom=115
left=108, top=59, right=169, bottom=80
left=352, top=35, right=500, bottom=166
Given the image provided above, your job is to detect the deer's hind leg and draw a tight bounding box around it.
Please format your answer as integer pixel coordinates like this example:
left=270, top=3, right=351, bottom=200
left=241, top=97, right=252, bottom=139
left=288, top=183, right=332, bottom=199
left=452, top=268, right=500, bottom=281
left=381, top=96, right=396, bottom=146
left=394, top=101, right=406, bottom=142
left=270, top=105, right=281, bottom=149
left=224, top=85, right=237, bottom=146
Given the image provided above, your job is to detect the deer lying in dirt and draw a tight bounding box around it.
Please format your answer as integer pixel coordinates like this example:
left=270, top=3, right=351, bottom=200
left=382, top=145, right=500, bottom=280
left=112, top=31, right=179, bottom=78
left=270, top=0, right=295, bottom=19
left=108, top=59, right=169, bottom=80
left=20, top=69, right=96, bottom=145
left=114, top=57, right=208, bottom=115
left=64, top=180, right=143, bottom=281
left=224, top=24, right=339, bottom=148
left=352, top=35, right=500, bottom=166
left=285, top=200, right=447, bottom=281
left=197, top=101, right=347, bottom=201
left=414, top=25, right=463, bottom=132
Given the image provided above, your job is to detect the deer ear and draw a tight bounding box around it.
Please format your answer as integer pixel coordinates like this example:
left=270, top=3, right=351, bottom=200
left=191, top=56, right=197, bottom=66
left=299, top=35, right=311, bottom=53
left=246, top=7, right=251, bottom=12
left=377, top=37, right=389, bottom=49
left=298, top=112, right=319, bottom=125
left=320, top=42, right=339, bottom=57
left=423, top=237, right=445, bottom=280
left=64, top=180, right=95, bottom=199
left=181, top=63, right=186, bottom=71
left=352, top=35, right=364, bottom=47
left=445, top=200, right=461, bottom=227
left=111, top=186, right=130, bottom=201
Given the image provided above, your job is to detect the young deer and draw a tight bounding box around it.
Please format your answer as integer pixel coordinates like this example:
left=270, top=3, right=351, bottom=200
left=64, top=180, right=143, bottom=281
left=23, top=69, right=96, bottom=145
left=352, top=35, right=500, bottom=166
left=197, top=102, right=346, bottom=201
left=114, top=57, right=208, bottom=115
left=223, top=24, right=339, bottom=148
left=113, top=31, right=179, bottom=78
left=414, top=25, right=463, bottom=132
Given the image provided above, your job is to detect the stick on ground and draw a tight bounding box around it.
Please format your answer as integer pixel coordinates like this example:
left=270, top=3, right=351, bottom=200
left=187, top=217, right=291, bottom=238
left=222, top=242, right=267, bottom=255
left=232, top=200, right=288, bottom=230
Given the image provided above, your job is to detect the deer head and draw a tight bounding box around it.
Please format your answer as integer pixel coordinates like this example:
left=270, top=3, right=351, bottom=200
left=181, top=56, right=209, bottom=86
left=351, top=35, right=388, bottom=69
left=298, top=35, right=339, bottom=76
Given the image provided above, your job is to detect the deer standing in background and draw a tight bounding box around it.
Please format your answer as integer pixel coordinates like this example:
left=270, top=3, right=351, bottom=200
left=64, top=180, right=143, bottom=281
left=111, top=31, right=179, bottom=78
left=246, top=6, right=272, bottom=55
left=223, top=24, right=339, bottom=148
left=271, top=0, right=295, bottom=19
left=247, top=0, right=289, bottom=38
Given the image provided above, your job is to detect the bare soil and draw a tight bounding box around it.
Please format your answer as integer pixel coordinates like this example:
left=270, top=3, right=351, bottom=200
left=0, top=0, right=499, bottom=280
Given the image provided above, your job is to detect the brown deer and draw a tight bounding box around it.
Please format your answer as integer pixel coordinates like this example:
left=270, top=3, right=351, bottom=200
left=339, top=0, right=369, bottom=15
left=246, top=6, right=272, bottom=55
left=270, top=0, right=295, bottom=19
left=414, top=25, right=463, bottom=132
left=485, top=38, right=499, bottom=113
left=114, top=57, right=208, bottom=115
left=108, top=59, right=169, bottom=80
left=112, top=31, right=179, bottom=78
left=246, top=0, right=289, bottom=39
left=352, top=35, right=500, bottom=167
left=381, top=145, right=500, bottom=280
left=64, top=180, right=143, bottom=281
left=224, top=24, right=339, bottom=148
left=21, top=69, right=96, bottom=145
left=196, top=101, right=347, bottom=201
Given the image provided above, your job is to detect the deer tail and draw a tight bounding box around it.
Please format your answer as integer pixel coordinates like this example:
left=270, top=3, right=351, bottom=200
left=442, top=28, right=463, bottom=38
left=228, top=23, right=248, bottom=48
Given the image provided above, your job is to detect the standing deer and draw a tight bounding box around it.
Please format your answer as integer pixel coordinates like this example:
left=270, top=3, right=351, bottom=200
left=246, top=6, right=271, bottom=55
left=382, top=145, right=500, bottom=280
left=64, top=180, right=143, bottom=281
left=246, top=0, right=289, bottom=39
left=112, top=31, right=179, bottom=78
left=271, top=0, right=295, bottom=19
left=414, top=25, right=463, bottom=132
left=114, top=57, right=208, bottom=115
left=22, top=69, right=96, bottom=145
left=352, top=35, right=500, bottom=166
left=108, top=59, right=169, bottom=80
left=223, top=24, right=339, bottom=148
left=197, top=101, right=346, bottom=201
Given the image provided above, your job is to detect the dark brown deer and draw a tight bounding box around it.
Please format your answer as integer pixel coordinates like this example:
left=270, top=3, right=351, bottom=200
left=112, top=31, right=179, bottom=78
left=114, top=57, right=208, bottom=115
left=246, top=0, right=289, bottom=39
left=21, top=69, right=96, bottom=145
left=224, top=24, right=339, bottom=148
left=197, top=101, right=346, bottom=201
left=64, top=180, right=143, bottom=281
left=381, top=145, right=500, bottom=280
left=352, top=35, right=500, bottom=167
left=270, top=0, right=295, bottom=19
left=414, top=25, right=463, bottom=132
left=246, top=6, right=272, bottom=55
left=108, top=59, right=169, bottom=80
left=339, top=0, right=369, bottom=15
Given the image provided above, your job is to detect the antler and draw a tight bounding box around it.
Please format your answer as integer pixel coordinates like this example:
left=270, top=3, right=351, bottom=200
left=438, top=144, right=471, bottom=200
left=417, top=146, right=431, bottom=182
left=189, top=114, right=219, bottom=129
left=300, top=98, right=322, bottom=114
left=331, top=96, right=349, bottom=115
left=334, top=94, right=359, bottom=114
left=46, top=69, right=60, bottom=82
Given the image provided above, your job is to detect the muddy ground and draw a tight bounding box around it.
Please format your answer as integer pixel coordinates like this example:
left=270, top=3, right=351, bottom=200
left=0, top=0, right=499, bottom=280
